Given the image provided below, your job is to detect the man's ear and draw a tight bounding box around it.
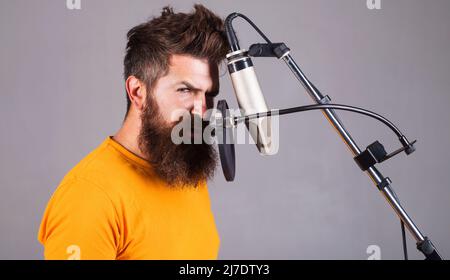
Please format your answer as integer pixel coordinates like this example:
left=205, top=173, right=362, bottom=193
left=125, top=76, right=147, bottom=111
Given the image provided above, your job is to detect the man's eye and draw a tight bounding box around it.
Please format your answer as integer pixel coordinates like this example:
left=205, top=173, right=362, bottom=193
left=177, top=88, right=191, bottom=94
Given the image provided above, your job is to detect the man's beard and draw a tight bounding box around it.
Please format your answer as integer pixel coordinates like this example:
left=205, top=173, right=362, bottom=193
left=138, top=95, right=217, bottom=188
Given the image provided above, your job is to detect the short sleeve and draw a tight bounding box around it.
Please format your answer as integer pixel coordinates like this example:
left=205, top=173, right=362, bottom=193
left=38, top=177, right=120, bottom=260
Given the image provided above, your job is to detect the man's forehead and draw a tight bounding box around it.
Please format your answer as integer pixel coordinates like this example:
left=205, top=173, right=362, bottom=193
left=167, top=54, right=219, bottom=90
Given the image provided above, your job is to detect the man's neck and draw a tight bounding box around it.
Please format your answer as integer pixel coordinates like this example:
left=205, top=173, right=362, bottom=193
left=112, top=111, right=147, bottom=161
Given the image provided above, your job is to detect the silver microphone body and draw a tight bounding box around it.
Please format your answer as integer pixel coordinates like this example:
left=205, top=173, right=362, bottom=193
left=226, top=50, right=275, bottom=155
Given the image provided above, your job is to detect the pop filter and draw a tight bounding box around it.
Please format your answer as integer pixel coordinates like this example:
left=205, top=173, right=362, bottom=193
left=216, top=100, right=236, bottom=181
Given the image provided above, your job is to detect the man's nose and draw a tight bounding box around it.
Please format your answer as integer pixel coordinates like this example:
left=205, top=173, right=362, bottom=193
left=191, top=94, right=207, bottom=118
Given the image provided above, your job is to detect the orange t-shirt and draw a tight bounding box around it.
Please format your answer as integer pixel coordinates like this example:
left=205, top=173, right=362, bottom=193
left=38, top=137, right=220, bottom=260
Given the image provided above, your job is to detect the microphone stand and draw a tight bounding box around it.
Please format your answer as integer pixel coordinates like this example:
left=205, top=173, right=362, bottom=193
left=223, top=13, right=443, bottom=260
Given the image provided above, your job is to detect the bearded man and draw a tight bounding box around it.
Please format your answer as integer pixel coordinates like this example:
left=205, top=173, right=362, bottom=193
left=38, top=4, right=229, bottom=260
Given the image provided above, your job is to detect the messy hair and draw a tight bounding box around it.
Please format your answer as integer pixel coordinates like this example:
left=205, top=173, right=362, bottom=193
left=123, top=4, right=230, bottom=115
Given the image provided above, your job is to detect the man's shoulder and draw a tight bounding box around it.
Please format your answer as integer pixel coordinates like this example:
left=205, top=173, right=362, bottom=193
left=58, top=138, right=139, bottom=198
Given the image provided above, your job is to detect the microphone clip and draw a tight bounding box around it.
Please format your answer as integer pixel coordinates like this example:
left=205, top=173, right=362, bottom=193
left=248, top=43, right=290, bottom=59
left=354, top=138, right=417, bottom=171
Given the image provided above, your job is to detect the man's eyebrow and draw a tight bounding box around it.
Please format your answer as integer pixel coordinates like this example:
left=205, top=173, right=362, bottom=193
left=178, top=81, right=219, bottom=96
left=179, top=81, right=200, bottom=91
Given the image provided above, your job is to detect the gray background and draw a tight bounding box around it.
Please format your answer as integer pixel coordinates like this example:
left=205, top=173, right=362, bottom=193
left=1, top=0, right=449, bottom=260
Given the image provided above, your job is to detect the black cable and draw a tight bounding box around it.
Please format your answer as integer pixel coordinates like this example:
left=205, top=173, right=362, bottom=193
left=225, top=13, right=272, bottom=52
left=401, top=221, right=409, bottom=260
left=231, top=102, right=412, bottom=259
left=232, top=103, right=404, bottom=138
left=384, top=184, right=409, bottom=261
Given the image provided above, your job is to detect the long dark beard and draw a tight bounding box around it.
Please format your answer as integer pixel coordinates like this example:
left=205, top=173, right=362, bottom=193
left=138, top=95, right=217, bottom=188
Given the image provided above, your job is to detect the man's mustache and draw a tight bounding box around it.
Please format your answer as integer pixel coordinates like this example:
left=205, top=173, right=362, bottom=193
left=169, top=113, right=216, bottom=143
left=173, top=113, right=211, bottom=131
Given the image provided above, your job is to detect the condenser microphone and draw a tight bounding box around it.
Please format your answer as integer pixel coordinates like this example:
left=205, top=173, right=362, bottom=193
left=226, top=49, right=275, bottom=155
left=224, top=13, right=276, bottom=156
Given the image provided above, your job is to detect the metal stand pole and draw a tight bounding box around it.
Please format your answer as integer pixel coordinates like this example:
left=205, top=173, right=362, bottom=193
left=281, top=53, right=442, bottom=260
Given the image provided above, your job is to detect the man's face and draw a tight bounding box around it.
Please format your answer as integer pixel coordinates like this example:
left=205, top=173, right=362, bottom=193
left=152, top=54, right=219, bottom=125
left=138, top=54, right=220, bottom=188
